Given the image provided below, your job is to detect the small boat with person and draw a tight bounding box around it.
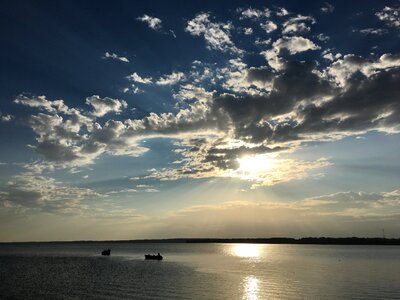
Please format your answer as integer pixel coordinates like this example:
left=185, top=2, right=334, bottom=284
left=101, top=248, right=111, bottom=256
left=145, top=253, right=163, bottom=260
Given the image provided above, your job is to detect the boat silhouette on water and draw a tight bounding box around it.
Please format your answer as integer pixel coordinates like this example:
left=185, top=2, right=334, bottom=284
left=101, top=249, right=111, bottom=256
left=145, top=253, right=163, bottom=260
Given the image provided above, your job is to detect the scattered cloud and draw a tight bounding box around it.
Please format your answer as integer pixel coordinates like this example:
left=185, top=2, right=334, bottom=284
left=355, top=28, right=388, bottom=35
left=173, top=84, right=214, bottom=102
left=1, top=113, right=13, bottom=122
left=276, top=7, right=289, bottom=17
left=321, top=50, right=341, bottom=61
left=376, top=6, right=400, bottom=28
left=260, top=21, right=277, bottom=33
left=327, top=53, right=400, bottom=86
left=238, top=7, right=271, bottom=20
left=137, top=14, right=162, bottom=30
left=169, top=30, right=177, bottom=38
left=127, top=72, right=153, bottom=84
left=123, top=84, right=144, bottom=94
left=255, top=38, right=271, bottom=46
left=282, top=15, right=316, bottom=35
left=261, top=36, right=320, bottom=69
left=156, top=72, right=185, bottom=85
left=321, top=2, right=335, bottom=14
left=243, top=27, right=253, bottom=35
left=316, top=33, right=330, bottom=42
left=186, top=13, right=242, bottom=53
left=86, top=95, right=128, bottom=117
left=102, top=52, right=129, bottom=63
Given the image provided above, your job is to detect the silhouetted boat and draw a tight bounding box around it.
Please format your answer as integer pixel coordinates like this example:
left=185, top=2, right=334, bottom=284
left=145, top=253, right=163, bottom=260
left=101, top=249, right=111, bottom=256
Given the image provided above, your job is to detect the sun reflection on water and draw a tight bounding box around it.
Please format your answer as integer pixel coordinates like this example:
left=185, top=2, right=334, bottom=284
left=243, top=275, right=259, bottom=300
left=231, top=244, right=261, bottom=258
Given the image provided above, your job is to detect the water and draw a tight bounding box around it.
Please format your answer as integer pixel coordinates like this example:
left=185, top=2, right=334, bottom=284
left=0, top=242, right=399, bottom=299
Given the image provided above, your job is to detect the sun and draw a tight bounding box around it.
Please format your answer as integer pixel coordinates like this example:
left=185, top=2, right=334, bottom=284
left=238, top=154, right=277, bottom=173
left=238, top=155, right=268, bottom=173
left=234, top=154, right=278, bottom=181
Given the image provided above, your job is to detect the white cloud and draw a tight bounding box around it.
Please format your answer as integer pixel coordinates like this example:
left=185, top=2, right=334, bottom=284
left=282, top=15, right=316, bottom=35
left=102, top=52, right=129, bottom=63
left=260, top=21, right=277, bottom=33
left=255, top=38, right=271, bottom=46
left=322, top=52, right=334, bottom=61
left=327, top=53, right=400, bottom=86
left=262, top=36, right=320, bottom=69
left=156, top=72, right=185, bottom=85
left=274, top=36, right=320, bottom=54
left=321, top=49, right=341, bottom=61
left=239, top=7, right=271, bottom=20
left=243, top=27, right=253, bottom=35
left=1, top=114, right=13, bottom=122
left=137, top=14, right=162, bottom=30
left=321, top=2, right=335, bottom=14
left=218, top=58, right=265, bottom=94
left=186, top=13, right=242, bottom=53
left=276, top=7, right=289, bottom=17
left=86, top=95, right=128, bottom=117
left=123, top=84, right=144, bottom=94
left=127, top=72, right=153, bottom=84
left=316, top=33, right=330, bottom=42
left=144, top=188, right=159, bottom=193
left=14, top=95, right=69, bottom=114
left=14, top=95, right=148, bottom=167
left=21, top=161, right=55, bottom=174
left=356, top=28, right=388, bottom=35
left=376, top=6, right=400, bottom=28
left=174, top=84, right=214, bottom=102
left=169, top=30, right=177, bottom=38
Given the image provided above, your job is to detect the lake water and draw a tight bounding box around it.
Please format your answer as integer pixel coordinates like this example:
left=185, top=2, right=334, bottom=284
left=0, top=242, right=399, bottom=299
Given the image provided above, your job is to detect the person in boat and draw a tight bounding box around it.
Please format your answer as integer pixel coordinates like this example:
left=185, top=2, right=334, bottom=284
left=102, top=248, right=111, bottom=256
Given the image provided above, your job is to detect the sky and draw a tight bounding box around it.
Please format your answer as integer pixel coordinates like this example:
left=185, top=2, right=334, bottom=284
left=1, top=0, right=400, bottom=241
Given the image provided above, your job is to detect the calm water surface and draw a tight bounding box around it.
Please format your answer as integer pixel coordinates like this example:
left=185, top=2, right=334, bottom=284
left=0, top=242, right=399, bottom=299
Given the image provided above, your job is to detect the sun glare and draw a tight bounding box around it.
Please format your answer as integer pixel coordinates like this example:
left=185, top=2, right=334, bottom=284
left=231, top=244, right=261, bottom=258
left=238, top=155, right=267, bottom=173
left=243, top=275, right=259, bottom=300
left=236, top=154, right=277, bottom=180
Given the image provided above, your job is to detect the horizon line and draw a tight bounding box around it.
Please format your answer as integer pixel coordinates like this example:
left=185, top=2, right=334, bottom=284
left=1, top=236, right=399, bottom=244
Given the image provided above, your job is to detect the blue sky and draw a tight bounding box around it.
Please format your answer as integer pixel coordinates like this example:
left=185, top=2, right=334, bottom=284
left=1, top=0, right=400, bottom=241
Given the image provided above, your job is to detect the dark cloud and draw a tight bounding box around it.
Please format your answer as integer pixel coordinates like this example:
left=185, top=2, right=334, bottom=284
left=295, top=66, right=400, bottom=139
left=247, top=67, right=274, bottom=83
left=34, top=140, right=81, bottom=163
left=213, top=61, right=336, bottom=143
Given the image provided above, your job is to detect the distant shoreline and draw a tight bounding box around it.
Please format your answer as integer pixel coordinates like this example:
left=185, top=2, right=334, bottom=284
left=1, top=237, right=400, bottom=245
